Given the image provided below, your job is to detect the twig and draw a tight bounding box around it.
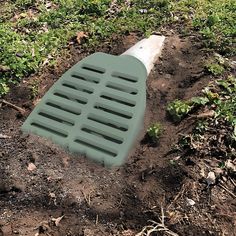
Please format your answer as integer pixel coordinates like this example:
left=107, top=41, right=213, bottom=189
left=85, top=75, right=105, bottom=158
left=229, top=177, right=236, bottom=188
left=219, top=183, right=236, bottom=198
left=167, top=183, right=187, bottom=209
left=81, top=189, right=93, bottom=206
left=189, top=110, right=215, bottom=119
left=0, top=134, right=11, bottom=139
left=95, top=214, right=98, bottom=225
left=1, top=99, right=26, bottom=114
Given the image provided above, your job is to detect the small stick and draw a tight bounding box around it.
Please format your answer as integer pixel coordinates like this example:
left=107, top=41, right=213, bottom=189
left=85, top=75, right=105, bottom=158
left=219, top=183, right=236, bottom=198
left=95, top=214, right=98, bottom=225
left=1, top=99, right=26, bottom=114
left=0, top=134, right=11, bottom=139
left=229, top=177, right=236, bottom=188
left=189, top=110, right=215, bottom=119
left=167, top=183, right=187, bottom=209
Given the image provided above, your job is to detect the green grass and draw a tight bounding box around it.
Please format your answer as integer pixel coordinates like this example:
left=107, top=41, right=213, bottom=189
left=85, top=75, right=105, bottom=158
left=0, top=0, right=170, bottom=95
left=0, top=0, right=235, bottom=96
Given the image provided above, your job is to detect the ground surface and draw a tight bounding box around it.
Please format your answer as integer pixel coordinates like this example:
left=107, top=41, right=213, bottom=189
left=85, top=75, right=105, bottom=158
left=0, top=33, right=236, bottom=236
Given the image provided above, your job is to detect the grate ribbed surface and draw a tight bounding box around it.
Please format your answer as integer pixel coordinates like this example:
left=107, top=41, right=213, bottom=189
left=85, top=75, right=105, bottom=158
left=21, top=52, right=147, bottom=166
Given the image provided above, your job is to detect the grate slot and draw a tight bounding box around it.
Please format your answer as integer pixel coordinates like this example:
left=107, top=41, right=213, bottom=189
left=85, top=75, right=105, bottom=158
left=38, top=112, right=74, bottom=126
left=45, top=102, right=81, bottom=115
left=112, top=72, right=138, bottom=83
left=82, top=64, right=105, bottom=74
left=100, top=93, right=136, bottom=107
left=71, top=72, right=99, bottom=84
left=74, top=138, right=117, bottom=157
left=53, top=89, right=88, bottom=104
left=53, top=92, right=87, bottom=105
left=31, top=122, right=68, bottom=138
left=106, top=82, right=138, bottom=95
left=94, top=103, right=132, bottom=119
left=81, top=125, right=123, bottom=144
left=61, top=82, right=93, bottom=94
left=87, top=114, right=128, bottom=131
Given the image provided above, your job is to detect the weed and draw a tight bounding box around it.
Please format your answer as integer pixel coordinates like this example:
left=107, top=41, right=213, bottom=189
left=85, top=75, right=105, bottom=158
left=205, top=62, right=225, bottom=76
left=202, top=87, right=220, bottom=102
left=147, top=122, right=162, bottom=142
left=29, top=80, right=40, bottom=99
left=194, top=120, right=208, bottom=134
left=0, top=80, right=10, bottom=96
left=191, top=96, right=209, bottom=106
left=167, top=100, right=192, bottom=122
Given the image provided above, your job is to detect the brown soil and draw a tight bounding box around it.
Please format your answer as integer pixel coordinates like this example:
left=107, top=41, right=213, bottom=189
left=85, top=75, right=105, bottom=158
left=0, top=33, right=235, bottom=236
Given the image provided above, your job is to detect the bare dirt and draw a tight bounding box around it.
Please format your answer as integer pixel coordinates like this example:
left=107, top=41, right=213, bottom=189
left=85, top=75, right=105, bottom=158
left=0, top=33, right=235, bottom=236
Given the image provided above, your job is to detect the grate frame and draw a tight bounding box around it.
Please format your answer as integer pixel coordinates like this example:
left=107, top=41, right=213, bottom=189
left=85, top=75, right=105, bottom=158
left=22, top=52, right=147, bottom=166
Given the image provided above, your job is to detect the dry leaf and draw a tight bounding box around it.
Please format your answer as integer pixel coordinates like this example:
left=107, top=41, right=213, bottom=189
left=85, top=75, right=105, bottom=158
left=76, top=31, right=88, bottom=44
left=52, top=215, right=64, bottom=227
left=206, top=171, right=216, bottom=185
left=27, top=163, right=36, bottom=171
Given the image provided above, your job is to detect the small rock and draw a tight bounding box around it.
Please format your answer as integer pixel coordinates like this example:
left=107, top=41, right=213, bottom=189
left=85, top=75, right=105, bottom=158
left=27, top=163, right=36, bottom=171
left=206, top=171, right=216, bottom=186
left=186, top=198, right=195, bottom=206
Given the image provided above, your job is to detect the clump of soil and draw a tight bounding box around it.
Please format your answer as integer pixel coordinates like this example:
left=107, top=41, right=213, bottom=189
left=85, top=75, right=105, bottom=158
left=0, top=33, right=235, bottom=236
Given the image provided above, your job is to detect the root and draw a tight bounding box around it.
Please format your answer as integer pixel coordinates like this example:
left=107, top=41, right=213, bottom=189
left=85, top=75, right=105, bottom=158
left=136, top=206, right=179, bottom=236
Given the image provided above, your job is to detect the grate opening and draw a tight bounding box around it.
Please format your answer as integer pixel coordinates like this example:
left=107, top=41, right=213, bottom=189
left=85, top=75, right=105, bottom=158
left=71, top=73, right=99, bottom=84
left=106, top=82, right=138, bottom=95
left=31, top=122, right=68, bottom=138
left=87, top=114, right=128, bottom=131
left=74, top=138, right=117, bottom=157
left=100, top=94, right=136, bottom=107
left=94, top=103, right=132, bottom=119
left=81, top=126, right=123, bottom=144
left=82, top=64, right=105, bottom=74
left=112, top=72, right=138, bottom=83
left=62, top=82, right=93, bottom=94
left=38, top=112, right=75, bottom=126
left=53, top=92, right=87, bottom=104
left=45, top=102, right=81, bottom=115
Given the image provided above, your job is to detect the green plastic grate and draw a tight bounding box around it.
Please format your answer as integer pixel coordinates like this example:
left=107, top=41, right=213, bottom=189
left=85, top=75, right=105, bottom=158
left=21, top=52, right=147, bottom=166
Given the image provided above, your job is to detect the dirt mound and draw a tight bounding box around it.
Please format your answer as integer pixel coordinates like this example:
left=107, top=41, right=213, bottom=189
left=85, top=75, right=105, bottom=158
left=0, top=33, right=235, bottom=235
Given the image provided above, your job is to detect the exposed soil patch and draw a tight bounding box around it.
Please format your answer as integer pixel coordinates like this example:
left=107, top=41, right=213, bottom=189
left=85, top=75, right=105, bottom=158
left=0, top=33, right=235, bottom=236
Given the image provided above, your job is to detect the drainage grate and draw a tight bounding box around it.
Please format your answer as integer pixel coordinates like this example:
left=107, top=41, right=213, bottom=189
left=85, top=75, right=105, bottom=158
left=21, top=52, right=147, bottom=166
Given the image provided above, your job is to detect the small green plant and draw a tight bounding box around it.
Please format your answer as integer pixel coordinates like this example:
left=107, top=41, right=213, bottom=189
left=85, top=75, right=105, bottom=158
left=0, top=80, right=10, bottom=96
left=167, top=100, right=192, bottom=122
left=205, top=63, right=225, bottom=75
left=147, top=122, right=162, bottom=142
left=191, top=96, right=209, bottom=105
left=202, top=87, right=220, bottom=102
left=29, top=80, right=40, bottom=99
left=194, top=120, right=208, bottom=134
